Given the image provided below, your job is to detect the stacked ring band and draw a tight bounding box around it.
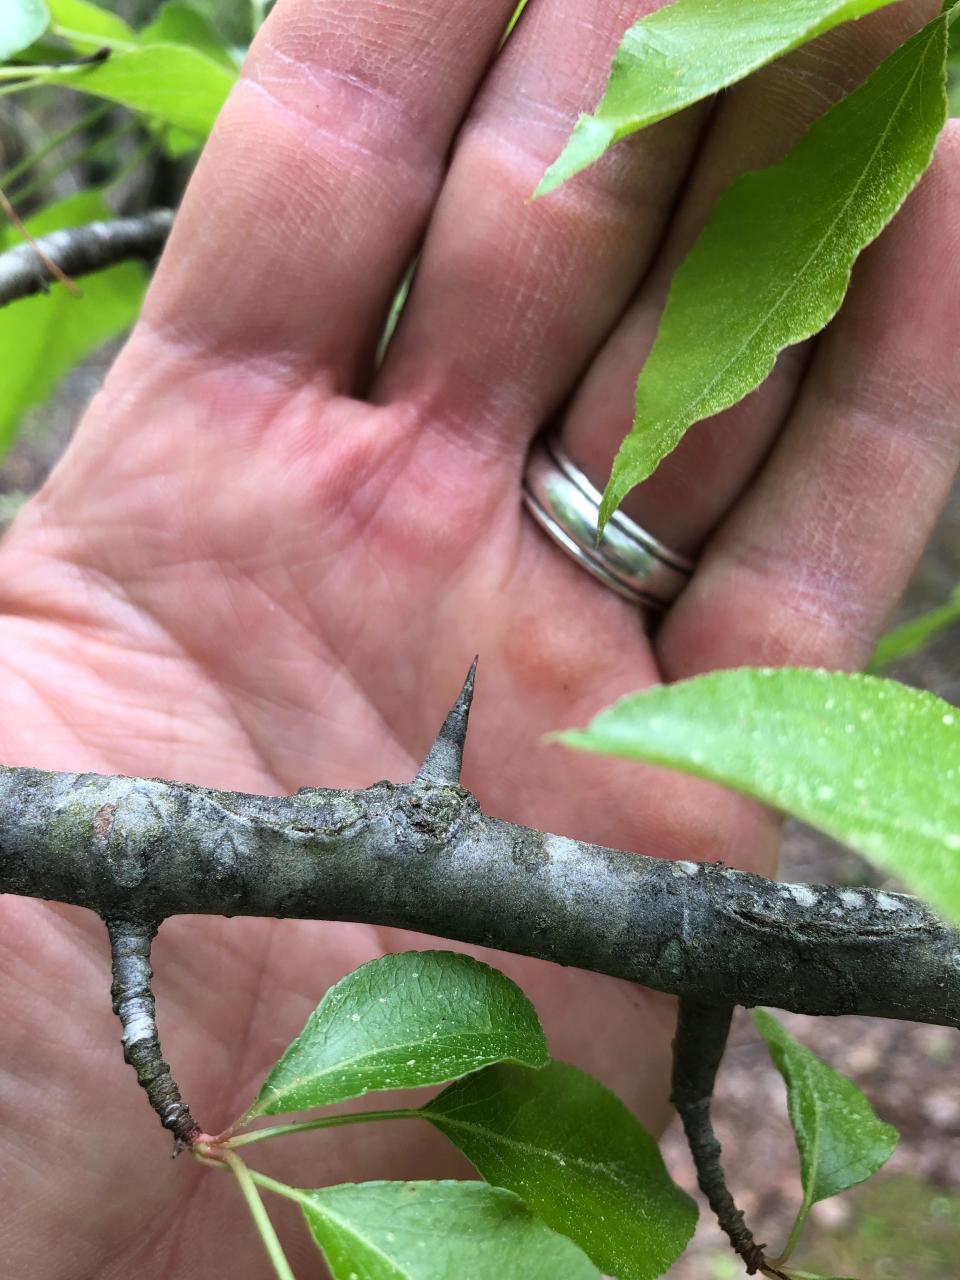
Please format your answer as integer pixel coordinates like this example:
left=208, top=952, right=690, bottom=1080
left=522, top=431, right=695, bottom=609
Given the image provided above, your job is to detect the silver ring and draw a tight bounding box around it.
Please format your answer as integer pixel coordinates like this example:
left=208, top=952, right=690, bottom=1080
left=522, top=431, right=694, bottom=608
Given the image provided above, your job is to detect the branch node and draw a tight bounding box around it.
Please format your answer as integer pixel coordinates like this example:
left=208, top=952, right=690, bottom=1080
left=106, top=918, right=201, bottom=1153
left=415, top=657, right=478, bottom=786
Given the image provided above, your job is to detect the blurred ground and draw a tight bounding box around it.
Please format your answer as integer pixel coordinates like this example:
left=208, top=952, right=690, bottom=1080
left=2, top=354, right=958, bottom=1280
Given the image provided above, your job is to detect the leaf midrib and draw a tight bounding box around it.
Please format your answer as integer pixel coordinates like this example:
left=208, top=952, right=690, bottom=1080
left=426, top=1113, right=645, bottom=1196
left=645, top=32, right=931, bottom=441
left=262, top=1031, right=532, bottom=1108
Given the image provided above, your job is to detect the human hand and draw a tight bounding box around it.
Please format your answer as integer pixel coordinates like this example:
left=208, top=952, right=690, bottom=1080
left=0, top=1, right=957, bottom=1275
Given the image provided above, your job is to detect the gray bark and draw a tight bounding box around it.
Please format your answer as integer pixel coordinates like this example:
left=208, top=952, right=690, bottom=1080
left=2, top=760, right=958, bottom=1028
left=0, top=210, right=173, bottom=306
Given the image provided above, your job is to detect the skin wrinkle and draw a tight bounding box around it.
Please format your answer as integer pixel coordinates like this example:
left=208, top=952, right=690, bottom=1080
left=239, top=75, right=434, bottom=177
left=255, top=42, right=440, bottom=149
left=7, top=393, right=495, bottom=789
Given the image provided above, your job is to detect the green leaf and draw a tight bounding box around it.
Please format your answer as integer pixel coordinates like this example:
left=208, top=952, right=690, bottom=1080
left=141, top=1, right=238, bottom=69
left=599, top=13, right=950, bottom=526
left=0, top=0, right=49, bottom=61
left=300, top=1181, right=602, bottom=1280
left=868, top=586, right=960, bottom=670
left=754, top=1010, right=897, bottom=1256
left=43, top=41, right=235, bottom=137
left=0, top=192, right=146, bottom=455
left=46, top=0, right=134, bottom=47
left=947, top=8, right=960, bottom=113
left=423, top=1061, right=697, bottom=1280
left=248, top=951, right=548, bottom=1118
left=557, top=667, right=960, bottom=920
left=177, top=0, right=256, bottom=48
left=537, top=0, right=901, bottom=195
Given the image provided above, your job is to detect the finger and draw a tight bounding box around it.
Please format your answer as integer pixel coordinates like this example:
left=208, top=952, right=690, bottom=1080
left=373, top=0, right=707, bottom=448
left=139, top=0, right=521, bottom=384
left=659, top=121, right=960, bottom=678
left=558, top=0, right=937, bottom=554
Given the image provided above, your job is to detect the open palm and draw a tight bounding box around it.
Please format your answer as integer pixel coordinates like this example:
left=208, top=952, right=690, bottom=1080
left=1, top=1, right=958, bottom=1276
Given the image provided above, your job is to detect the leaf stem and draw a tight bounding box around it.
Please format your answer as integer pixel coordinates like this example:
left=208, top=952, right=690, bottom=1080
left=772, top=1201, right=811, bottom=1268
left=225, top=1107, right=419, bottom=1149
left=223, top=1151, right=297, bottom=1280
left=246, top=1167, right=316, bottom=1210
left=8, top=118, right=142, bottom=207
left=0, top=67, right=58, bottom=82
left=49, top=25, right=138, bottom=53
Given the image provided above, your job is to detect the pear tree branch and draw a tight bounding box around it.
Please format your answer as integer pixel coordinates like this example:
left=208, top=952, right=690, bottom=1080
left=0, top=209, right=173, bottom=306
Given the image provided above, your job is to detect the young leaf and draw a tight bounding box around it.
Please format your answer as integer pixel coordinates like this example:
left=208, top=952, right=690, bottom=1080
left=599, top=13, right=950, bottom=526
left=248, top=951, right=548, bottom=1118
left=754, top=1009, right=897, bottom=1255
left=42, top=43, right=235, bottom=137
left=868, top=586, right=960, bottom=670
left=0, top=0, right=49, bottom=61
left=423, top=1061, right=697, bottom=1280
left=46, top=0, right=134, bottom=47
left=140, top=2, right=238, bottom=69
left=0, top=191, right=146, bottom=454
left=557, top=667, right=960, bottom=921
left=537, top=0, right=900, bottom=195
left=300, top=1181, right=601, bottom=1280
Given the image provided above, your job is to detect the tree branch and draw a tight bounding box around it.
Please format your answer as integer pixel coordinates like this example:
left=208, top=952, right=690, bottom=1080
left=1, top=672, right=958, bottom=1030
left=0, top=209, right=173, bottom=306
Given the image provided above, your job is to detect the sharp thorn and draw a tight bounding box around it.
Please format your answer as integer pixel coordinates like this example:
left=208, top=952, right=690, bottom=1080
left=415, top=657, right=478, bottom=786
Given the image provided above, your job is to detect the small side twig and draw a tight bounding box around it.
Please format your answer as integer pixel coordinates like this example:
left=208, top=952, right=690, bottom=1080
left=106, top=918, right=200, bottom=1153
left=0, top=207, right=173, bottom=307
left=671, top=999, right=786, bottom=1278
left=0, top=186, right=79, bottom=296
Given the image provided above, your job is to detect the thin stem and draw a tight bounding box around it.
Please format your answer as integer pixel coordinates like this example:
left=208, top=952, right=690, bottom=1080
left=49, top=25, right=138, bottom=53
left=251, top=0, right=267, bottom=34
left=10, top=118, right=141, bottom=206
left=103, top=134, right=158, bottom=195
left=499, top=0, right=531, bottom=48
left=0, top=68, right=60, bottom=82
left=1, top=104, right=111, bottom=190
left=224, top=1152, right=297, bottom=1280
left=225, top=1108, right=418, bottom=1149
left=247, top=1168, right=318, bottom=1212
left=773, top=1203, right=811, bottom=1268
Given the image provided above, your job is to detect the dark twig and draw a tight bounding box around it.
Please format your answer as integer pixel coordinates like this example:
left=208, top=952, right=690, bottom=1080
left=1, top=666, right=958, bottom=1030
left=2, top=663, right=960, bottom=1178
left=671, top=1000, right=787, bottom=1277
left=0, top=208, right=173, bottom=306
left=107, top=919, right=200, bottom=1151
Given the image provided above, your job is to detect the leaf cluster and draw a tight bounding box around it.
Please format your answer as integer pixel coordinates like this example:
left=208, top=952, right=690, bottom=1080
left=213, top=949, right=896, bottom=1280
